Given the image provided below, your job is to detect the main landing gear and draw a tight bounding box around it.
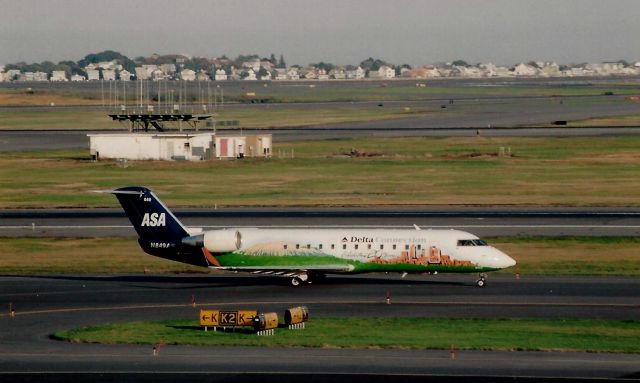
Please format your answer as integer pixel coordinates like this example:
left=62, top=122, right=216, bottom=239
left=290, top=272, right=326, bottom=287
left=476, top=273, right=487, bottom=288
left=290, top=274, right=307, bottom=287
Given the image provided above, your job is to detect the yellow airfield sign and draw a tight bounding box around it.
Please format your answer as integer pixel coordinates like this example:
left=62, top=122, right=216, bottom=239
left=199, top=309, right=257, bottom=327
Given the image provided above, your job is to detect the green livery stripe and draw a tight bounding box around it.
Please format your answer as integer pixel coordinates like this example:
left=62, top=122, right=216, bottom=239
left=215, top=252, right=496, bottom=273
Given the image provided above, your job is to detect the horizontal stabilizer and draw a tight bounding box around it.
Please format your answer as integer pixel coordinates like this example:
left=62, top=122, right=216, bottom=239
left=92, top=189, right=143, bottom=195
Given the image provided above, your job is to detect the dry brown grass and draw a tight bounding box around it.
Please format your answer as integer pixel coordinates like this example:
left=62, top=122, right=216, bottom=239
left=0, top=238, right=203, bottom=274
left=0, top=92, right=100, bottom=106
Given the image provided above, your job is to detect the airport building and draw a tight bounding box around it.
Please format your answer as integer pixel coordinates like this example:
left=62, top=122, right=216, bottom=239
left=88, top=133, right=272, bottom=161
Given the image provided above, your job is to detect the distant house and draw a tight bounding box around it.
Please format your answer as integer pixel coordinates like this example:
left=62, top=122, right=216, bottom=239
left=196, top=71, right=210, bottom=81
left=377, top=65, right=395, bottom=79
left=4, top=69, right=21, bottom=81
left=513, top=63, right=538, bottom=77
left=457, top=66, right=483, bottom=78
left=286, top=67, right=300, bottom=80
left=214, top=69, right=227, bottom=81
left=71, top=74, right=86, bottom=82
left=102, top=69, right=116, bottom=81
left=329, top=68, right=346, bottom=79
left=135, top=67, right=148, bottom=80
left=258, top=69, right=272, bottom=81
left=402, top=67, right=428, bottom=78
left=317, top=69, right=329, bottom=80
left=19, top=71, right=48, bottom=81
left=346, top=66, right=365, bottom=79
left=539, top=63, right=561, bottom=77
left=97, top=60, right=121, bottom=71
left=151, top=69, right=167, bottom=81
left=86, top=69, right=100, bottom=81
left=160, top=63, right=176, bottom=74
left=274, top=68, right=287, bottom=80
left=242, top=59, right=261, bottom=72
left=119, top=69, right=132, bottom=81
left=50, top=70, right=68, bottom=82
left=135, top=65, right=158, bottom=80
left=301, top=68, right=317, bottom=79
left=180, top=69, right=196, bottom=81
left=227, top=66, right=240, bottom=81
left=243, top=68, right=257, bottom=80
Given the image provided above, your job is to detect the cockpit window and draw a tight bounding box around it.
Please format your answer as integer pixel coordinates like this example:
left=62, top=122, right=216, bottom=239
left=457, top=239, right=489, bottom=246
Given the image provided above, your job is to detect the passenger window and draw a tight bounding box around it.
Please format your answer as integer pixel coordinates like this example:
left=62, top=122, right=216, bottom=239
left=284, top=244, right=288, bottom=250
left=331, top=244, right=335, bottom=249
left=380, top=244, right=384, bottom=250
left=354, top=244, right=358, bottom=250
left=392, top=244, right=396, bottom=250
left=319, top=244, right=323, bottom=250
left=405, top=244, right=409, bottom=250
left=342, top=244, right=347, bottom=250
left=417, top=244, right=421, bottom=250
left=296, top=244, right=300, bottom=249
left=307, top=244, right=311, bottom=249
left=367, top=244, right=371, bottom=250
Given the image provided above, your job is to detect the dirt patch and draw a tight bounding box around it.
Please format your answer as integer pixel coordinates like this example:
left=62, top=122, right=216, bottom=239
left=342, top=149, right=383, bottom=157
left=441, top=152, right=511, bottom=159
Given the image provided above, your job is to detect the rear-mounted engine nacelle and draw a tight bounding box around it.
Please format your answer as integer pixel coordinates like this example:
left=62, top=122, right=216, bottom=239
left=203, top=229, right=242, bottom=253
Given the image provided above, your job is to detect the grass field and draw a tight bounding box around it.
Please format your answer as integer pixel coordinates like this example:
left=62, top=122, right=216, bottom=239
left=53, top=317, right=640, bottom=353
left=1, top=236, right=638, bottom=276
left=0, top=136, right=639, bottom=208
left=0, top=106, right=429, bottom=130
left=2, top=81, right=640, bottom=105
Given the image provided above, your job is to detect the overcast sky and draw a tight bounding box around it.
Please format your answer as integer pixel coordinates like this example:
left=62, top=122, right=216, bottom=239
left=1, top=0, right=639, bottom=66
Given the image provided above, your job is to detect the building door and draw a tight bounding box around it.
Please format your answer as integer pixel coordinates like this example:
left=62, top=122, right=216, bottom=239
left=219, top=139, right=228, bottom=157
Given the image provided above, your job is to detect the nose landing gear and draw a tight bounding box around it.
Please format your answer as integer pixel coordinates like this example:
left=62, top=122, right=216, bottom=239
left=476, top=273, right=487, bottom=287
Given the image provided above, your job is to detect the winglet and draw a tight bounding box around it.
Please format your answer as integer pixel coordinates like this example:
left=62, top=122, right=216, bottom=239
left=413, top=224, right=422, bottom=231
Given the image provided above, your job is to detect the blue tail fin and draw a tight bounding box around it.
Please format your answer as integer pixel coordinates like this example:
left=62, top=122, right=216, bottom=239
left=110, top=186, right=207, bottom=267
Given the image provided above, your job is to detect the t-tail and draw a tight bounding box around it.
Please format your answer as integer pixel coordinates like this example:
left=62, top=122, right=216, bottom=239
left=109, top=186, right=208, bottom=267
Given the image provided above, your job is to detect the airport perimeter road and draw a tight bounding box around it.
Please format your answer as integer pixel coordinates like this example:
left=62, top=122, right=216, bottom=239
left=0, top=274, right=638, bottom=382
left=2, top=208, right=640, bottom=237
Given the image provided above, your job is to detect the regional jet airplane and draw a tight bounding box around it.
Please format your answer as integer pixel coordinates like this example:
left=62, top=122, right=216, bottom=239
left=107, top=186, right=516, bottom=287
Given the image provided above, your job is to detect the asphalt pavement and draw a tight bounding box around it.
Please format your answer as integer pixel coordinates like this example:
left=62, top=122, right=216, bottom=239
left=0, top=274, right=639, bottom=382
left=2, top=208, right=640, bottom=237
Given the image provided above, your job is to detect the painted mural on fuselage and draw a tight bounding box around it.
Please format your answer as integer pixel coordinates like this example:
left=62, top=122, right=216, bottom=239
left=207, top=229, right=501, bottom=273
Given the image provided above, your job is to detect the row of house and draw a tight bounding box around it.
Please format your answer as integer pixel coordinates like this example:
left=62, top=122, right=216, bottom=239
left=2, top=61, right=640, bottom=82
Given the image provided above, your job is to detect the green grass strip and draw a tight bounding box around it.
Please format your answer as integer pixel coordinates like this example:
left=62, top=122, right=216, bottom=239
left=53, top=317, right=640, bottom=353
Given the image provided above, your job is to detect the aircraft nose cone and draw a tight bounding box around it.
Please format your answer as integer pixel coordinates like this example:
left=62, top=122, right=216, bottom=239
left=504, top=255, right=517, bottom=268
left=490, top=248, right=516, bottom=269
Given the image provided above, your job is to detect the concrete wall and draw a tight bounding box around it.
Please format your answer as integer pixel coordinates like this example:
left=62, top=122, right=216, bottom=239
left=88, top=133, right=271, bottom=161
left=88, top=133, right=215, bottom=161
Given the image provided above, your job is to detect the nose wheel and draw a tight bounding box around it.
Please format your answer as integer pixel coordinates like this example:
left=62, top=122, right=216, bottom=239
left=476, top=273, right=487, bottom=287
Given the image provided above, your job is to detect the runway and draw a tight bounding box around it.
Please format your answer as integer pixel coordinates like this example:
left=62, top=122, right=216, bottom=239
left=0, top=274, right=639, bottom=382
left=2, top=208, right=640, bottom=237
